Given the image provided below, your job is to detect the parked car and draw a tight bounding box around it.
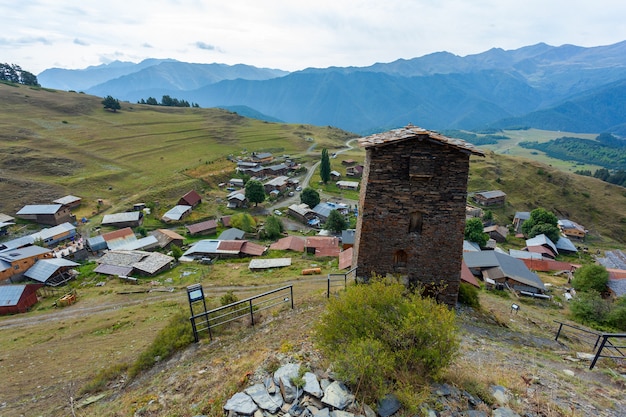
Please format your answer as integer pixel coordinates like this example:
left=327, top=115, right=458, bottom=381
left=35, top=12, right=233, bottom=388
left=296, top=186, right=302, bottom=191
left=288, top=191, right=295, bottom=197
left=274, top=210, right=283, bottom=216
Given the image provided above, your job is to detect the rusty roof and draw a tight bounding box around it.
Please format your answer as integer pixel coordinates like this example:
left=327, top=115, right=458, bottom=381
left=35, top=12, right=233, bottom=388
left=186, top=220, right=218, bottom=234
left=241, top=241, right=267, bottom=256
left=269, top=236, right=305, bottom=252
left=102, top=227, right=135, bottom=242
left=358, top=124, right=485, bottom=156
left=305, top=236, right=339, bottom=248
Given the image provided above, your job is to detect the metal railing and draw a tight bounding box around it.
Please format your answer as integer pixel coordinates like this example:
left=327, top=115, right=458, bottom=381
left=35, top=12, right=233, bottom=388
left=190, top=285, right=293, bottom=342
left=327, top=267, right=357, bottom=297
left=554, top=321, right=626, bottom=369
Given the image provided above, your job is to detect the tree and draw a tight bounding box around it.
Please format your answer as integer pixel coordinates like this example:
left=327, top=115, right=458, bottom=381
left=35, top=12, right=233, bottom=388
left=263, top=215, right=284, bottom=239
left=230, top=212, right=257, bottom=232
left=102, top=95, right=121, bottom=112
left=571, top=264, right=609, bottom=293
left=325, top=209, right=347, bottom=233
left=170, top=244, right=183, bottom=262
left=521, top=207, right=559, bottom=241
left=300, top=187, right=320, bottom=208
left=464, top=218, right=488, bottom=248
left=244, top=179, right=265, bottom=206
left=320, top=148, right=331, bottom=184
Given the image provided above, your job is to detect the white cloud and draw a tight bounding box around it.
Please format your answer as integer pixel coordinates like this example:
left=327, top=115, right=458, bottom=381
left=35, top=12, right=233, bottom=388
left=0, top=0, right=625, bottom=73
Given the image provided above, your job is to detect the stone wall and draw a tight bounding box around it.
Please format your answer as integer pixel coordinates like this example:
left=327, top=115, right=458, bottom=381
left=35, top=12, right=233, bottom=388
left=353, top=135, right=472, bottom=306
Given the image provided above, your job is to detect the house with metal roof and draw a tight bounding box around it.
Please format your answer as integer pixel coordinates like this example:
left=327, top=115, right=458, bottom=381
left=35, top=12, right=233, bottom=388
left=53, top=195, right=82, bottom=208
left=151, top=229, right=185, bottom=249
left=0, top=221, right=14, bottom=237
left=269, top=236, right=306, bottom=252
left=558, top=219, right=587, bottom=240
left=24, top=258, right=79, bottom=286
left=162, top=205, right=192, bottom=222
left=96, top=250, right=174, bottom=276
left=336, top=181, right=359, bottom=191
left=102, top=211, right=143, bottom=228
left=463, top=251, right=546, bottom=294
left=16, top=204, right=74, bottom=226
left=0, top=284, right=43, bottom=315
left=183, top=239, right=266, bottom=260
left=0, top=246, right=53, bottom=282
left=115, top=235, right=160, bottom=251
left=525, top=234, right=558, bottom=257
left=29, top=222, right=77, bottom=247
left=179, top=190, right=202, bottom=207
left=186, top=220, right=218, bottom=236
left=472, top=190, right=506, bottom=206
left=513, top=212, right=531, bottom=233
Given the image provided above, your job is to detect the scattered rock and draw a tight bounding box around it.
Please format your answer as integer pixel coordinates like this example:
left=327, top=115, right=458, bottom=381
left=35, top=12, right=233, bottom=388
left=492, top=407, right=521, bottom=417
left=377, top=394, right=401, bottom=417
left=224, top=392, right=258, bottom=415
left=490, top=385, right=510, bottom=406
left=304, top=371, right=324, bottom=398
left=563, top=369, right=576, bottom=377
left=322, top=381, right=354, bottom=410
left=244, top=383, right=283, bottom=414
left=576, top=352, right=596, bottom=361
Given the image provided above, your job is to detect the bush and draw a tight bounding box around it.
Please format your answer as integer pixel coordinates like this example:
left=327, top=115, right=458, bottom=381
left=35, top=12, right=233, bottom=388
left=571, top=264, right=609, bottom=293
left=314, top=277, right=458, bottom=405
left=458, top=283, right=480, bottom=309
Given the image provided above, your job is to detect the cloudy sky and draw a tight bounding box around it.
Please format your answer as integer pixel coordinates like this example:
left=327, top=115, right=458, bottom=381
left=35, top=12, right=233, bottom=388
left=2, top=0, right=626, bottom=75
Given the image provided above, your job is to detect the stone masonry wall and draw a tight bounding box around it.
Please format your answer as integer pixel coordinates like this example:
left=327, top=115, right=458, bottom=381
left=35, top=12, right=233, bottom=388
left=353, top=135, right=471, bottom=306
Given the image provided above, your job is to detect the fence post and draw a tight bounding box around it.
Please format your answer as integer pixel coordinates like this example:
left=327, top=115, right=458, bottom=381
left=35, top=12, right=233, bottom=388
left=590, top=335, right=608, bottom=370
left=290, top=285, right=294, bottom=309
left=249, top=299, right=255, bottom=326
left=555, top=322, right=564, bottom=341
left=190, top=317, right=199, bottom=343
left=327, top=274, right=331, bottom=298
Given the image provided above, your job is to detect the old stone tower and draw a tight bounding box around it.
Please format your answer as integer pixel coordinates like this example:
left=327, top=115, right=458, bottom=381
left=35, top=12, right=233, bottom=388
left=353, top=125, right=484, bottom=306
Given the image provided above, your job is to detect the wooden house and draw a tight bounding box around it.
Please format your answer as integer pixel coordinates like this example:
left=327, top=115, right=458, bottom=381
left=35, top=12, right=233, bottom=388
left=16, top=204, right=74, bottom=226
left=179, top=190, right=202, bottom=207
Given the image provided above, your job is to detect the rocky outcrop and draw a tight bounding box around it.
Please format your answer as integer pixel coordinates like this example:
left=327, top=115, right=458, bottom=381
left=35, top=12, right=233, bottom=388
left=222, top=363, right=525, bottom=417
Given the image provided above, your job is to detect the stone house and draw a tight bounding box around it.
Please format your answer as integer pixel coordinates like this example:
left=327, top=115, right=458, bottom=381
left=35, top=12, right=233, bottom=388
left=353, top=125, right=484, bottom=306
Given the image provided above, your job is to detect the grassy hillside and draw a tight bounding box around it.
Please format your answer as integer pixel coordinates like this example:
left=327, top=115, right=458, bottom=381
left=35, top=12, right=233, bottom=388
left=1, top=83, right=625, bottom=244
left=469, top=151, right=626, bottom=245
left=0, top=83, right=353, bottom=216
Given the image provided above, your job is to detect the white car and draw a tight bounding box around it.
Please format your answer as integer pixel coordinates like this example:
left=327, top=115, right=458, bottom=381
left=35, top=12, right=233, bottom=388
left=295, top=186, right=302, bottom=191
left=274, top=210, right=282, bottom=216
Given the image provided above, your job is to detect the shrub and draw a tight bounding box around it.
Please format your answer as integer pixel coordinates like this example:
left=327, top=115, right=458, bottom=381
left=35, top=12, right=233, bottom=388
left=314, top=277, right=458, bottom=405
left=458, top=283, right=480, bottom=309
left=571, top=264, right=609, bottom=293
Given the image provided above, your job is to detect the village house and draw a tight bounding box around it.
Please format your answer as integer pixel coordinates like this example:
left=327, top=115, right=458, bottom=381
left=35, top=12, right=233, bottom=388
left=102, top=211, right=143, bottom=228
left=227, top=192, right=248, bottom=209
left=558, top=219, right=587, bottom=240
left=29, top=222, right=77, bottom=247
left=95, top=250, right=174, bottom=277
left=345, top=164, right=364, bottom=178
left=463, top=250, right=546, bottom=295
left=86, top=228, right=137, bottom=252
left=186, top=219, right=218, bottom=236
left=353, top=125, right=484, bottom=306
left=341, top=229, right=356, bottom=249
left=263, top=176, right=289, bottom=194
left=269, top=236, right=306, bottom=252
left=483, top=225, right=508, bottom=243
left=330, top=170, right=341, bottom=180
left=0, top=214, right=15, bottom=236
left=513, top=211, right=531, bottom=234
left=287, top=203, right=317, bottom=225
left=336, top=180, right=359, bottom=191
left=53, top=195, right=82, bottom=209
left=151, top=229, right=184, bottom=250
left=472, top=190, right=506, bottom=206
left=16, top=204, right=74, bottom=226
left=182, top=239, right=266, bottom=260
left=0, top=245, right=53, bottom=283
left=250, top=152, right=274, bottom=164
left=229, top=178, right=245, bottom=188
left=179, top=190, right=202, bottom=207
left=218, top=228, right=246, bottom=240
left=305, top=236, right=340, bottom=257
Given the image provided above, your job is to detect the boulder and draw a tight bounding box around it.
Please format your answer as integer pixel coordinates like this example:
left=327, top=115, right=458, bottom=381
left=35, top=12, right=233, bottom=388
left=303, top=372, right=324, bottom=398
left=245, top=383, right=283, bottom=414
left=224, top=392, right=258, bottom=415
left=322, top=381, right=353, bottom=410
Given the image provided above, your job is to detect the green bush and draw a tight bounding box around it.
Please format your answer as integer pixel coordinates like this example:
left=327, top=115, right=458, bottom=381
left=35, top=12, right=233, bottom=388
left=128, top=309, right=194, bottom=378
left=314, top=277, right=458, bottom=405
left=458, top=283, right=480, bottom=309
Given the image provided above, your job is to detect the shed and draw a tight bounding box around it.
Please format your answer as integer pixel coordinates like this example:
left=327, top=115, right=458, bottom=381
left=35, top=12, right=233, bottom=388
left=162, top=205, right=192, bottom=222
left=53, top=195, right=82, bottom=208
left=336, top=181, right=359, bottom=191
left=16, top=204, right=74, bottom=226
left=0, top=284, right=43, bottom=315
left=270, top=236, right=306, bottom=252
left=473, top=190, right=506, bottom=206
left=152, top=229, right=185, bottom=249
left=24, top=258, right=79, bottom=286
left=248, top=258, right=291, bottom=271
left=179, top=190, right=202, bottom=207
left=218, top=228, right=245, bottom=241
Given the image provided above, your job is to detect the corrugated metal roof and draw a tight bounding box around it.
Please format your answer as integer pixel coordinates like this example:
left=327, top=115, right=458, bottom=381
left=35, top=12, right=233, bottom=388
left=16, top=204, right=63, bottom=215
left=526, top=234, right=558, bottom=255
left=116, top=235, right=159, bottom=251
left=186, top=220, right=218, bottom=234
left=180, top=190, right=202, bottom=206
left=24, top=258, right=79, bottom=282
left=0, top=245, right=51, bottom=262
left=53, top=195, right=81, bottom=205
left=475, top=190, right=506, bottom=199
left=94, top=264, right=134, bottom=276
left=162, top=205, right=192, bottom=221
left=305, top=236, right=339, bottom=248
left=241, top=241, right=266, bottom=256
left=0, top=235, right=35, bottom=251
left=270, top=236, right=306, bottom=252
left=30, top=222, right=76, bottom=241
left=0, top=213, right=15, bottom=223
left=249, top=258, right=291, bottom=270
left=102, top=227, right=135, bottom=242
left=102, top=212, right=142, bottom=224
left=463, top=251, right=545, bottom=291
left=0, top=285, right=26, bottom=306
left=218, top=228, right=245, bottom=240
left=358, top=124, right=485, bottom=156
left=218, top=240, right=245, bottom=252
left=183, top=240, right=221, bottom=257
left=338, top=248, right=353, bottom=270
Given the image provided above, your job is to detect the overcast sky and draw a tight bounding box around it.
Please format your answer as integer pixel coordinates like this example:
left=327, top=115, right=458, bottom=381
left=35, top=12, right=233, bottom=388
left=2, top=0, right=626, bottom=75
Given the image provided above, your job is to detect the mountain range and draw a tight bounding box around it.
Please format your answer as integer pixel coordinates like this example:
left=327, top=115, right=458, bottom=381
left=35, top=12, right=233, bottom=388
left=38, top=41, right=626, bottom=135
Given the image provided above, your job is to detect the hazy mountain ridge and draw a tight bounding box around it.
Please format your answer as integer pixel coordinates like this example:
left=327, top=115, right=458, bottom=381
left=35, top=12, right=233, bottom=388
left=36, top=41, right=626, bottom=135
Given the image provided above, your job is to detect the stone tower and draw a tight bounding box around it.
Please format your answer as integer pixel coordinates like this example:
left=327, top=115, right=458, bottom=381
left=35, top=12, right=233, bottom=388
left=353, top=125, right=484, bottom=306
